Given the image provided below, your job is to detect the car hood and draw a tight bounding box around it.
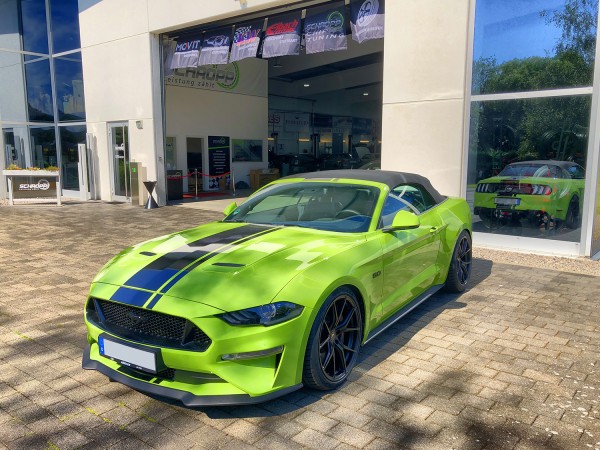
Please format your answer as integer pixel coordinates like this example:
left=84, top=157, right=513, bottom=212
left=93, top=222, right=363, bottom=311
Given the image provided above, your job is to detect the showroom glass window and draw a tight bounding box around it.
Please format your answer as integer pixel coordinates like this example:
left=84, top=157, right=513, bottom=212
left=0, top=0, right=85, bottom=190
left=468, top=0, right=598, bottom=244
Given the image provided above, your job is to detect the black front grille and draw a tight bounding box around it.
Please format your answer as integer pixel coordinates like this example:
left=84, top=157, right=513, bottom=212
left=87, top=298, right=211, bottom=352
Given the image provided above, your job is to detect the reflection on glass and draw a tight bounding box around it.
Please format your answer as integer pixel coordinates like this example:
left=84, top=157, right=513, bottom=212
left=59, top=126, right=85, bottom=190
left=24, top=58, right=54, bottom=122
left=473, top=0, right=598, bottom=94
left=30, top=126, right=57, bottom=168
left=0, top=51, right=28, bottom=122
left=50, top=0, right=81, bottom=54
left=3, top=127, right=29, bottom=168
left=0, top=0, right=21, bottom=51
left=468, top=96, right=590, bottom=242
left=232, top=139, right=263, bottom=162
left=54, top=53, right=86, bottom=121
left=21, top=0, right=49, bottom=54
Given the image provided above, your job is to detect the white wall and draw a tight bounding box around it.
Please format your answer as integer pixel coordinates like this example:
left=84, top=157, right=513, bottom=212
left=79, top=2, right=161, bottom=201
left=381, top=0, right=471, bottom=197
left=165, top=86, right=268, bottom=189
left=147, top=0, right=296, bottom=33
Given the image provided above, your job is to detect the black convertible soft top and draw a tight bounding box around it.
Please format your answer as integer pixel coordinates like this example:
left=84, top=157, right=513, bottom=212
left=284, top=170, right=447, bottom=204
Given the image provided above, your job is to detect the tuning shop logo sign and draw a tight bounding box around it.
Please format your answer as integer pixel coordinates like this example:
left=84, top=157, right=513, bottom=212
left=262, top=11, right=302, bottom=58
left=19, top=179, right=50, bottom=191
left=350, top=0, right=385, bottom=43
left=14, top=177, right=56, bottom=199
left=304, top=4, right=348, bottom=54
left=168, top=62, right=240, bottom=91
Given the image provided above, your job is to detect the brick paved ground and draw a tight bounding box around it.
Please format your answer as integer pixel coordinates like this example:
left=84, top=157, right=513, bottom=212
left=1, top=202, right=600, bottom=449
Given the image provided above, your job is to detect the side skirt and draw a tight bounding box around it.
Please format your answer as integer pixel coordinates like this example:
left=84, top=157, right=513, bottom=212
left=364, top=284, right=444, bottom=345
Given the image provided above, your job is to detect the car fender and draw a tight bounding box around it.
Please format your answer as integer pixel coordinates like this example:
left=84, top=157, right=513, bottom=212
left=271, top=238, right=384, bottom=383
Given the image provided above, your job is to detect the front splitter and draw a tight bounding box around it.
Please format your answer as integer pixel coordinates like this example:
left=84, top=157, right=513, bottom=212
left=82, top=344, right=302, bottom=407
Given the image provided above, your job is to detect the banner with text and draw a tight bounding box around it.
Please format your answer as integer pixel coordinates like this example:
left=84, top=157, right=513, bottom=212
left=170, top=33, right=203, bottom=69
left=166, top=58, right=268, bottom=97
left=230, top=20, right=263, bottom=63
left=262, top=11, right=302, bottom=58
left=199, top=27, right=231, bottom=66
left=350, top=0, right=385, bottom=43
left=304, top=2, right=348, bottom=54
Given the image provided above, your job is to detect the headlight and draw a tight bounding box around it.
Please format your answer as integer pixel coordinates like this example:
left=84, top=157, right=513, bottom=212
left=219, top=302, right=304, bottom=326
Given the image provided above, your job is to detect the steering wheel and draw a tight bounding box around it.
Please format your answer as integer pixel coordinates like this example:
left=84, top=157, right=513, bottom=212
left=336, top=209, right=361, bottom=219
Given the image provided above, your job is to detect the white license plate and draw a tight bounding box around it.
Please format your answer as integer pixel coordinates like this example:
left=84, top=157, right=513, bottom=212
left=99, top=336, right=157, bottom=373
left=494, top=197, right=520, bottom=206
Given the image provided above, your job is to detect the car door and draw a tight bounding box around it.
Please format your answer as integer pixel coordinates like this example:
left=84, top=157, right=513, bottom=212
left=377, top=184, right=445, bottom=322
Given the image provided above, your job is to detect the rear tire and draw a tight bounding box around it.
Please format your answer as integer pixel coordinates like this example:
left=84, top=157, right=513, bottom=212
left=444, top=231, right=472, bottom=293
left=303, top=287, right=363, bottom=391
left=565, top=197, right=580, bottom=229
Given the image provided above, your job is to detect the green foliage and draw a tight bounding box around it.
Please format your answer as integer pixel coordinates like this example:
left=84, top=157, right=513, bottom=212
left=470, top=1, right=597, bottom=182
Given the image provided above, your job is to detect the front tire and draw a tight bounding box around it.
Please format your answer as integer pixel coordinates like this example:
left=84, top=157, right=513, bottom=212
left=303, top=287, right=363, bottom=390
left=444, top=231, right=472, bottom=293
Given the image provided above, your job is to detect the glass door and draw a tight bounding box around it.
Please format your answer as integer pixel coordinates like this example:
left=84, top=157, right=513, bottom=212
left=109, top=123, right=130, bottom=202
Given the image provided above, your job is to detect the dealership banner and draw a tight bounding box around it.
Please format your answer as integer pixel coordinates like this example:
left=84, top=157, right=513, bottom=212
left=230, top=20, right=263, bottom=62
left=350, top=0, right=385, bottom=43
left=199, top=27, right=232, bottom=66
left=165, top=58, right=268, bottom=97
left=304, top=2, right=348, bottom=54
left=262, top=11, right=302, bottom=58
left=170, top=33, right=203, bottom=69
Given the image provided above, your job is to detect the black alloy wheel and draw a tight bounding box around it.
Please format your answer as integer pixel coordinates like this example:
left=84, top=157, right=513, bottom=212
left=303, top=287, right=363, bottom=390
left=565, top=197, right=580, bottom=229
left=444, top=231, right=472, bottom=293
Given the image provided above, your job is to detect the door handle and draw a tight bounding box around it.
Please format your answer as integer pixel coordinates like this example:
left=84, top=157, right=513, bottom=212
left=429, top=227, right=438, bottom=233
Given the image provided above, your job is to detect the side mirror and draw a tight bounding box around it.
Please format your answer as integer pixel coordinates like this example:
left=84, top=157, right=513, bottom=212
left=383, top=210, right=420, bottom=232
left=223, top=201, right=238, bottom=217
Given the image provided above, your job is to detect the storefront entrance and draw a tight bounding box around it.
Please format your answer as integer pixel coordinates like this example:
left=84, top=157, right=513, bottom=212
left=109, top=123, right=131, bottom=202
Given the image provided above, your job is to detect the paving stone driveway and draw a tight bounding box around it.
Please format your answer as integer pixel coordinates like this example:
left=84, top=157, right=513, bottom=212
left=1, top=202, right=600, bottom=450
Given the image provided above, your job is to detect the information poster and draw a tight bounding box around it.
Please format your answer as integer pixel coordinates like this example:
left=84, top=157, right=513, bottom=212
left=208, top=136, right=231, bottom=190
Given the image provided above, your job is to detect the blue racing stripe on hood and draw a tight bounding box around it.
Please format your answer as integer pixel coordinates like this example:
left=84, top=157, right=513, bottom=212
left=110, top=287, right=153, bottom=307
left=124, top=268, right=179, bottom=291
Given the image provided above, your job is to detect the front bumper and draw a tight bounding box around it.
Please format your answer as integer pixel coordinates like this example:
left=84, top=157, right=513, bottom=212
left=83, top=294, right=313, bottom=406
left=82, top=345, right=302, bottom=406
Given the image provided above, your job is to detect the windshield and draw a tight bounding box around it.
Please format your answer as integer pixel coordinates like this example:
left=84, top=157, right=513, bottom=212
left=498, top=163, right=562, bottom=178
left=223, top=182, right=380, bottom=233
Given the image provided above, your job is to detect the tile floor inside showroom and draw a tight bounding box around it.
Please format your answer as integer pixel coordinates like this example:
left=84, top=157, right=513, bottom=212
left=1, top=201, right=600, bottom=449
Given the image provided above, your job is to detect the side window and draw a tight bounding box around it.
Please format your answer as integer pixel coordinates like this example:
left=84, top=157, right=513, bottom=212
left=567, top=165, right=585, bottom=179
left=380, top=184, right=437, bottom=227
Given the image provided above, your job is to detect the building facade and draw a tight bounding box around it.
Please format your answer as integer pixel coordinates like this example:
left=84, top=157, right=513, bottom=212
left=1, top=0, right=600, bottom=259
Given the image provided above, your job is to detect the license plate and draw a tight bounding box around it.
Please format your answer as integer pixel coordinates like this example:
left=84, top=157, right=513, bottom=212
left=99, top=336, right=157, bottom=373
left=494, top=197, right=520, bottom=206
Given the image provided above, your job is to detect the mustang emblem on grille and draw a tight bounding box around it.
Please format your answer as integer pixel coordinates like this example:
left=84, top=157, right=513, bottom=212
left=127, top=311, right=145, bottom=325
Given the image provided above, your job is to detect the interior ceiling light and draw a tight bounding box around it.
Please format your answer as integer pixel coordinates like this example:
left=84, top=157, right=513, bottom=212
left=363, top=92, right=369, bottom=96
left=303, top=83, right=310, bottom=87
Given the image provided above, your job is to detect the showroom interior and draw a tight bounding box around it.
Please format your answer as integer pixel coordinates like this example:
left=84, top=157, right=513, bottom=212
left=162, top=2, right=383, bottom=195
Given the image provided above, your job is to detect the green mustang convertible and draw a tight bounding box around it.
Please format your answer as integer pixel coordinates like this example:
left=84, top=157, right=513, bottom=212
left=83, top=170, right=472, bottom=406
left=474, top=160, right=585, bottom=229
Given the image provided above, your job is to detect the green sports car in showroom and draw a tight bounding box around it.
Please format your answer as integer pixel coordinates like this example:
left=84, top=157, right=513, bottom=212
left=83, top=170, right=472, bottom=406
left=474, top=160, right=585, bottom=229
